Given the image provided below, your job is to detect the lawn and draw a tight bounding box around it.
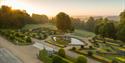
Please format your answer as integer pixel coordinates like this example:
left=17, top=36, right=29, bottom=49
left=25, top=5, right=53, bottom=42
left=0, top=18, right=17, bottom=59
left=23, top=24, right=95, bottom=38
left=72, top=29, right=95, bottom=37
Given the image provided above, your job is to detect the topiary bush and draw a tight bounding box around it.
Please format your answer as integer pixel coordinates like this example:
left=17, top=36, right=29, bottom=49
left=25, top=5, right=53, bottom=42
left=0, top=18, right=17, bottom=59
left=52, top=55, right=72, bottom=63
left=88, top=51, right=93, bottom=56
left=38, top=49, right=52, bottom=63
left=80, top=45, right=84, bottom=49
left=58, top=48, right=66, bottom=57
left=75, top=55, right=87, bottom=63
left=72, top=47, right=76, bottom=51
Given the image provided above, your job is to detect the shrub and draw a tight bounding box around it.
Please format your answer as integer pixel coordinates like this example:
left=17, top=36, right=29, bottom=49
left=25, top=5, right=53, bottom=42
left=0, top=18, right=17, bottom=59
left=26, top=37, right=32, bottom=43
left=52, top=55, right=62, bottom=63
left=52, top=55, right=72, bottom=63
left=72, top=47, right=76, bottom=51
left=88, top=51, right=93, bottom=56
left=89, top=46, right=93, bottom=49
left=58, top=48, right=66, bottom=57
left=80, top=45, right=84, bottom=49
left=38, top=49, right=52, bottom=63
left=75, top=55, right=87, bottom=63
left=112, top=60, right=118, bottom=63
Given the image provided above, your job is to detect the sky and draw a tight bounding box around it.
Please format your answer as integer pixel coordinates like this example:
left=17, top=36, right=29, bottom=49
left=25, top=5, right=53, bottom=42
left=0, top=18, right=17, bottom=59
left=0, top=0, right=125, bottom=16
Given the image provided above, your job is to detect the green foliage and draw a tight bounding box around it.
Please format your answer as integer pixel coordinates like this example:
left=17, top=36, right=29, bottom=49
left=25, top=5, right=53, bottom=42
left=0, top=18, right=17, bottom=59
left=85, top=17, right=96, bottom=32
left=75, top=55, right=87, bottom=63
left=38, top=49, right=52, bottom=63
left=71, top=18, right=84, bottom=30
left=0, top=30, right=32, bottom=45
left=32, top=13, right=49, bottom=24
left=117, top=11, right=125, bottom=42
left=87, top=51, right=93, bottom=56
left=116, top=25, right=125, bottom=42
left=72, top=47, right=76, bottom=51
left=52, top=55, right=72, bottom=63
left=72, top=29, right=95, bottom=37
left=119, top=10, right=125, bottom=24
left=94, top=18, right=116, bottom=39
left=0, top=5, right=34, bottom=29
left=56, top=12, right=73, bottom=32
left=94, top=23, right=102, bottom=35
left=112, top=59, right=118, bottom=63
left=58, top=48, right=66, bottom=57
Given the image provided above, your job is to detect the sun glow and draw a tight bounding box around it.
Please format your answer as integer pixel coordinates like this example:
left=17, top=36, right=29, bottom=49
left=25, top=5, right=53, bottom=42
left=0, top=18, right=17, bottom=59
left=0, top=0, right=48, bottom=15
left=0, top=0, right=124, bottom=16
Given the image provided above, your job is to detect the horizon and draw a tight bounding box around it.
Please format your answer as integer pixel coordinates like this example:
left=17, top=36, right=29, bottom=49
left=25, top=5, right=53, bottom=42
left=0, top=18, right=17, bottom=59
left=0, top=0, right=125, bottom=17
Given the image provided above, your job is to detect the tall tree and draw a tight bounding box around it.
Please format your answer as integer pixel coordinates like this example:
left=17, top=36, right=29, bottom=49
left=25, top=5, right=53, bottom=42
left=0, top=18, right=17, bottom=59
left=116, top=10, right=125, bottom=41
left=85, top=17, right=95, bottom=32
left=56, top=12, right=72, bottom=32
left=32, top=14, right=49, bottom=24
left=0, top=5, right=33, bottom=29
left=94, top=18, right=116, bottom=39
left=118, top=10, right=125, bottom=30
left=102, top=22, right=116, bottom=38
left=117, top=25, right=125, bottom=42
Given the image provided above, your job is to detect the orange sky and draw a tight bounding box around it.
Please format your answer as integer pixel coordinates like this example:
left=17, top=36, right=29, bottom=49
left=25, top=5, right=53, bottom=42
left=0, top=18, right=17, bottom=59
left=0, top=0, right=124, bottom=16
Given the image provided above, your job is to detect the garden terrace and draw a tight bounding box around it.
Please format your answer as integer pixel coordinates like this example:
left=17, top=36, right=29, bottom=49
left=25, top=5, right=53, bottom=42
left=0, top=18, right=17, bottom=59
left=46, top=35, right=87, bottom=47
left=70, top=37, right=125, bottom=63
left=0, top=30, right=32, bottom=45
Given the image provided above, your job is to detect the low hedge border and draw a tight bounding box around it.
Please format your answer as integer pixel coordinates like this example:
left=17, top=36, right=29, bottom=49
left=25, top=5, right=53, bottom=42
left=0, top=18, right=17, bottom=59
left=45, top=40, right=65, bottom=48
left=70, top=49, right=112, bottom=63
left=0, top=34, right=33, bottom=46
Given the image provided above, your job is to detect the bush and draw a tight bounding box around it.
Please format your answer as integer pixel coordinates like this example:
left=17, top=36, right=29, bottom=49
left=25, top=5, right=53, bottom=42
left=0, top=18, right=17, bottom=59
left=72, top=47, right=76, bottom=51
left=88, top=51, right=93, bottom=56
left=52, top=55, right=72, bottom=63
left=26, top=37, right=32, bottom=43
left=58, top=48, right=66, bottom=57
left=52, top=55, right=62, bottom=63
left=75, top=55, right=87, bottom=63
left=38, top=49, right=52, bottom=63
left=80, top=45, right=84, bottom=49
left=89, top=46, right=93, bottom=49
left=112, top=60, right=118, bottom=63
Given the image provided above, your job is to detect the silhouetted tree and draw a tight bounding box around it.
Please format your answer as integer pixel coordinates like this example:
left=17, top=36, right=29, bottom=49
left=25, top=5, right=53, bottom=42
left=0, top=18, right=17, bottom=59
left=56, top=12, right=73, bottom=32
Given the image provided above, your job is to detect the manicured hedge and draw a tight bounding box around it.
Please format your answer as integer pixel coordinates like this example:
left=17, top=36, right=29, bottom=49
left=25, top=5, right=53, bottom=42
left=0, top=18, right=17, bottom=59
left=38, top=49, right=52, bottom=63
left=52, top=55, right=73, bottom=63
left=0, top=30, right=32, bottom=45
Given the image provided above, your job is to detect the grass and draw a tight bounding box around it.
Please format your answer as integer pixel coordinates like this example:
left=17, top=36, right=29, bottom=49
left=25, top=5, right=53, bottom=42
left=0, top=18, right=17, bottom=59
left=23, top=23, right=95, bottom=38
left=72, top=29, right=95, bottom=37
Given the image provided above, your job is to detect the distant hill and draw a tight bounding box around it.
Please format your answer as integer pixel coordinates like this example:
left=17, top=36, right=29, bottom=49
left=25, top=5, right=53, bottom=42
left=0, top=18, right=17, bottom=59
left=72, top=16, right=120, bottom=21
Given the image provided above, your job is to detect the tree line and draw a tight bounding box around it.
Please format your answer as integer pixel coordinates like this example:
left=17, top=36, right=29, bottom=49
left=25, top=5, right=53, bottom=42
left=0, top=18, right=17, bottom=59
left=71, top=11, right=125, bottom=42
left=0, top=5, right=34, bottom=29
left=55, top=10, right=125, bottom=42
left=0, top=5, right=49, bottom=29
left=0, top=5, right=125, bottom=42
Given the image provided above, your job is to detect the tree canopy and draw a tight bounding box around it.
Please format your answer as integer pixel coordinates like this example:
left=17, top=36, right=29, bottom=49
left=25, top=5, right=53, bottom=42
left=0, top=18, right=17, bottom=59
left=32, top=13, right=49, bottom=24
left=0, top=5, right=34, bottom=29
left=116, top=10, right=125, bottom=41
left=84, top=17, right=96, bottom=32
left=56, top=12, right=73, bottom=32
left=94, top=18, right=116, bottom=39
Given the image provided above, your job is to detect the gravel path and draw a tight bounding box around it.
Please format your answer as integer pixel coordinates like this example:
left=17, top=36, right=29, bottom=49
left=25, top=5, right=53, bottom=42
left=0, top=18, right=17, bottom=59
left=0, top=36, right=42, bottom=63
left=32, top=38, right=101, bottom=63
